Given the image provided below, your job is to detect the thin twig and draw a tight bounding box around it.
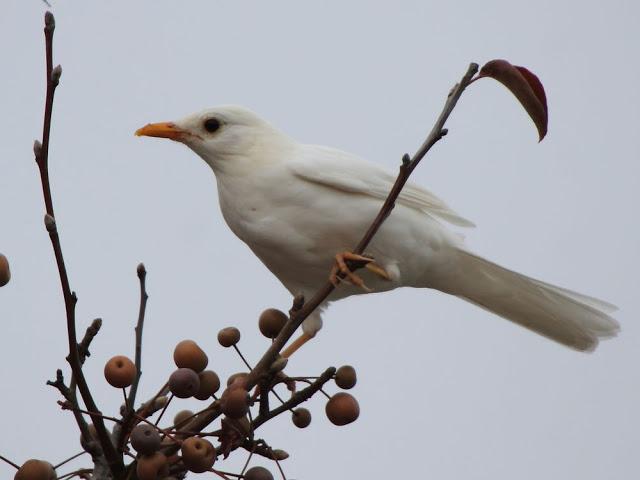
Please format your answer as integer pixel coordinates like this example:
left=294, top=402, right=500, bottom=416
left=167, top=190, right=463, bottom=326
left=0, top=454, right=19, bottom=470
left=53, top=450, right=87, bottom=469
left=129, top=263, right=148, bottom=410
left=117, top=264, right=148, bottom=450
left=56, top=468, right=93, bottom=480
left=251, top=367, right=335, bottom=430
left=46, top=369, right=92, bottom=449
left=77, top=318, right=102, bottom=365
left=57, top=401, right=122, bottom=424
left=34, top=12, right=123, bottom=476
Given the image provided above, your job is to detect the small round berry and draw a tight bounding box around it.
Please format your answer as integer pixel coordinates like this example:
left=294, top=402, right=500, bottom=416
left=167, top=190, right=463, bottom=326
left=130, top=424, right=161, bottom=455
left=14, top=459, right=56, bottom=480
left=173, top=339, right=208, bottom=372
left=325, top=392, right=360, bottom=426
left=217, top=327, right=240, bottom=347
left=181, top=436, right=216, bottom=473
left=168, top=368, right=200, bottom=398
left=195, top=370, right=221, bottom=400
left=258, top=308, right=288, bottom=338
left=244, top=466, right=274, bottom=480
left=335, top=365, right=357, bottom=389
left=173, top=409, right=195, bottom=428
left=104, top=355, right=136, bottom=388
left=0, top=253, right=11, bottom=287
left=291, top=407, right=311, bottom=428
left=136, top=452, right=168, bottom=480
left=220, top=387, right=249, bottom=419
left=226, top=372, right=248, bottom=388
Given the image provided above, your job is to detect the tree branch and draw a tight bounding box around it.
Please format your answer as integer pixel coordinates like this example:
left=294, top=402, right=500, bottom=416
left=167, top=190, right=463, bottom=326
left=35, top=12, right=123, bottom=477
left=251, top=367, right=335, bottom=430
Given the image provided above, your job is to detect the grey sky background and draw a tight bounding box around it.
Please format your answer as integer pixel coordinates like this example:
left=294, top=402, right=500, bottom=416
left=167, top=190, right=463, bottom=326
left=1, top=1, right=639, bottom=479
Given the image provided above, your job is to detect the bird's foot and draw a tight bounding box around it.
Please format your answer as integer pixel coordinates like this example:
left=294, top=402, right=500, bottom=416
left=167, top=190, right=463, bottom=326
left=329, top=251, right=391, bottom=291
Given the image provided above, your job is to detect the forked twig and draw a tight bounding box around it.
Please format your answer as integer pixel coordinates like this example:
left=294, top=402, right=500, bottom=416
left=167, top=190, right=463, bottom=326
left=34, top=12, right=124, bottom=477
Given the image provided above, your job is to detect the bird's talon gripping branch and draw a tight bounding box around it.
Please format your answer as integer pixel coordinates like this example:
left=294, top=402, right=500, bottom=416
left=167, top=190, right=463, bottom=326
left=329, top=251, right=389, bottom=291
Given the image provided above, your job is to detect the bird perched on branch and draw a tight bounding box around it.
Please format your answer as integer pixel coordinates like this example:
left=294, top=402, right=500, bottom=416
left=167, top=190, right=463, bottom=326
left=136, top=105, right=618, bottom=355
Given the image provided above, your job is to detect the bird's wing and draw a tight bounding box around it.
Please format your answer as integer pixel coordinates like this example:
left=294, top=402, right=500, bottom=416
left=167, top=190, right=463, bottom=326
left=289, top=145, right=475, bottom=227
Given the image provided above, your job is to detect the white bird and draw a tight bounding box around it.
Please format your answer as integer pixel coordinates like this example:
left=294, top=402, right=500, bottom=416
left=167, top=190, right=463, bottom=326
left=136, top=105, right=619, bottom=354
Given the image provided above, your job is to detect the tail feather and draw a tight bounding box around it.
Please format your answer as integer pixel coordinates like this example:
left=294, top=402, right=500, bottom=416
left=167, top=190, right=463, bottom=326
left=444, top=249, right=619, bottom=351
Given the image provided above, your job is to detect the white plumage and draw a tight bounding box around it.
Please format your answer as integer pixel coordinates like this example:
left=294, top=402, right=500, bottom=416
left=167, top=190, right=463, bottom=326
left=136, top=105, right=619, bottom=352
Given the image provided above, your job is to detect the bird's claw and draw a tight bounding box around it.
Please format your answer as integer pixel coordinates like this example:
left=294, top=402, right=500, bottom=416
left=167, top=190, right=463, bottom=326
left=329, top=251, right=390, bottom=291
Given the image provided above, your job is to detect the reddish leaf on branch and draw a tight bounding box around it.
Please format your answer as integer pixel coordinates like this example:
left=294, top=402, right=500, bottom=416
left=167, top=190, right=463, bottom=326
left=478, top=59, right=548, bottom=141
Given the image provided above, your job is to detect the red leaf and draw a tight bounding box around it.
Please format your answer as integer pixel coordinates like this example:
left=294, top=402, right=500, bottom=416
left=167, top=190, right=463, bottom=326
left=478, top=59, right=548, bottom=141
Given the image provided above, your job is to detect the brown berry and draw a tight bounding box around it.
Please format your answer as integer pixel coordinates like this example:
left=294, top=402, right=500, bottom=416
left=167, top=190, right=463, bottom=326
left=169, top=368, right=200, bottom=398
left=335, top=365, right=357, bottom=389
left=244, top=466, right=274, bottom=480
left=325, top=392, right=360, bottom=426
left=258, top=308, right=288, bottom=338
left=195, top=370, right=221, bottom=400
left=0, top=253, right=10, bottom=287
left=104, top=355, right=136, bottom=388
left=173, top=409, right=195, bottom=428
left=217, top=327, right=240, bottom=347
left=136, top=452, right=168, bottom=480
left=173, top=339, right=208, bottom=372
left=130, top=424, right=161, bottom=455
left=181, top=436, right=216, bottom=473
left=220, top=387, right=249, bottom=419
left=291, top=407, right=311, bottom=428
left=14, top=459, right=56, bottom=480
left=226, top=372, right=248, bottom=388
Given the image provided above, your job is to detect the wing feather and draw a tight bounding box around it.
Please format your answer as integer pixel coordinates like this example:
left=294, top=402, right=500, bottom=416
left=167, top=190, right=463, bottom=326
left=290, top=145, right=475, bottom=227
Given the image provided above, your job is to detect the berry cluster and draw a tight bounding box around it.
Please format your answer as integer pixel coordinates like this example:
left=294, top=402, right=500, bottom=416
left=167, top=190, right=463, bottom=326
left=16, top=307, right=360, bottom=480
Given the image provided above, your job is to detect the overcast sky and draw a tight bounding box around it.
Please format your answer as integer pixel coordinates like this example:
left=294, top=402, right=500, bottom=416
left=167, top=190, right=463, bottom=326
left=1, top=1, right=639, bottom=479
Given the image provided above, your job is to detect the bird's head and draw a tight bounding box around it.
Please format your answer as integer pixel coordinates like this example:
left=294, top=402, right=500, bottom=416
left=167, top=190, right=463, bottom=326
left=136, top=105, right=291, bottom=174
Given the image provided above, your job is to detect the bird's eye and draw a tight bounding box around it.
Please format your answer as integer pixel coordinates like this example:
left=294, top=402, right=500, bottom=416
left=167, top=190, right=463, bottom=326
left=203, top=118, right=221, bottom=133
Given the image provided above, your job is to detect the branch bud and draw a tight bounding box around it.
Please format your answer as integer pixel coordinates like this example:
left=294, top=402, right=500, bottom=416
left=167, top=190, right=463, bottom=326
left=33, top=140, right=43, bottom=159
left=137, top=262, right=146, bottom=278
left=44, top=214, right=56, bottom=232
left=51, top=65, right=62, bottom=86
left=44, top=11, right=55, bottom=33
left=271, top=449, right=289, bottom=460
left=402, top=153, right=411, bottom=166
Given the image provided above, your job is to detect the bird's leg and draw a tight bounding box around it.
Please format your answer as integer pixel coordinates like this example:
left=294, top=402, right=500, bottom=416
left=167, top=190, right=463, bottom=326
left=281, top=332, right=313, bottom=358
left=329, top=251, right=391, bottom=291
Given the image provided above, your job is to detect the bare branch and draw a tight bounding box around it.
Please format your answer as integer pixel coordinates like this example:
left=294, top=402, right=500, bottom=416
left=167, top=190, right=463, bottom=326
left=35, top=12, right=123, bottom=476
left=252, top=367, right=335, bottom=430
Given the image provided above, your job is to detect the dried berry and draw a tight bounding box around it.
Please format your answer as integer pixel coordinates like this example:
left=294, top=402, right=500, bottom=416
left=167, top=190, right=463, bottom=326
left=130, top=424, right=161, bottom=455
left=169, top=368, right=200, bottom=398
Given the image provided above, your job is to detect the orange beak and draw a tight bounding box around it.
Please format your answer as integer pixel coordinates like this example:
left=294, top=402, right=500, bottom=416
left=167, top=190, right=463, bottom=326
left=135, top=122, right=188, bottom=141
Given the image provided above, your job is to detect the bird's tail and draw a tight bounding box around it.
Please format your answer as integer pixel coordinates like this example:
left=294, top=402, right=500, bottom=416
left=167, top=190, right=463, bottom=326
left=440, top=249, right=619, bottom=351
